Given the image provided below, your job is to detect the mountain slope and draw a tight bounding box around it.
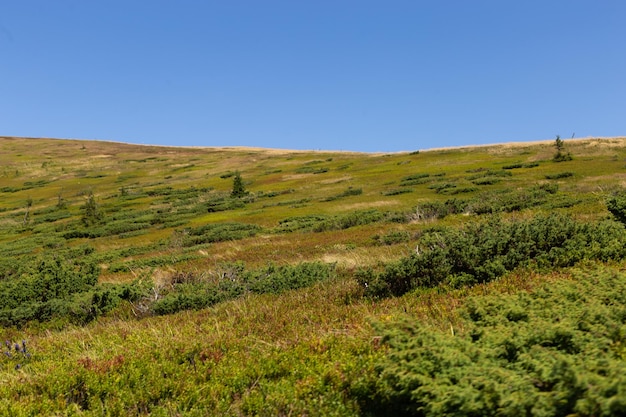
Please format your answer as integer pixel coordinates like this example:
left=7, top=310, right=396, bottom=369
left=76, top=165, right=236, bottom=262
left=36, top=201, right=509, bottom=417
left=0, top=136, right=625, bottom=416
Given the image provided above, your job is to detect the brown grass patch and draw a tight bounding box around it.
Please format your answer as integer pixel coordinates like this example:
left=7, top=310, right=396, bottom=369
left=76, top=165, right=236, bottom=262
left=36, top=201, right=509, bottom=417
left=339, top=200, right=400, bottom=210
left=319, top=176, right=352, bottom=184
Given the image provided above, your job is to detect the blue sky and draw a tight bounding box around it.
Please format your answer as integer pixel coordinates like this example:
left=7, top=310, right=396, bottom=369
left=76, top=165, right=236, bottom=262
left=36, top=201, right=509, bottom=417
left=1, top=1, right=624, bottom=152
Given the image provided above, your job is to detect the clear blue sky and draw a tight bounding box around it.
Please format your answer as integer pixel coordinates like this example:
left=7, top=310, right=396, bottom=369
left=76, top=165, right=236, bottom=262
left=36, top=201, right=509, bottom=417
left=1, top=1, right=624, bottom=152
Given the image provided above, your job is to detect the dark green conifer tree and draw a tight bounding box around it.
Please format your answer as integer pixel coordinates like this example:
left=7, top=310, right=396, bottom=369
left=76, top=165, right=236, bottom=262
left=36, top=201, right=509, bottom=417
left=231, top=172, right=247, bottom=198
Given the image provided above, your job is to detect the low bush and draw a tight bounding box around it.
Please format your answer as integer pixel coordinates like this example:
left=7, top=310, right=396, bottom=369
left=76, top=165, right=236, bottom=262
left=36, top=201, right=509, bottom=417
left=400, top=173, right=431, bottom=186
left=206, top=196, right=245, bottom=212
left=381, top=188, right=413, bottom=196
left=472, top=177, right=501, bottom=185
left=502, top=163, right=523, bottom=169
left=0, top=254, right=146, bottom=326
left=467, top=184, right=558, bottom=215
left=295, top=166, right=329, bottom=174
left=554, top=152, right=573, bottom=162
left=63, top=228, right=105, bottom=239
left=606, top=191, right=626, bottom=225
left=276, top=215, right=328, bottom=233
left=412, top=198, right=467, bottom=221
left=181, top=222, right=261, bottom=247
left=546, top=172, right=574, bottom=180
left=313, top=209, right=385, bottom=232
left=357, top=214, right=626, bottom=298
left=466, top=169, right=512, bottom=180
left=355, top=267, right=626, bottom=416
left=441, top=186, right=477, bottom=195
left=152, top=262, right=334, bottom=315
left=35, top=210, right=72, bottom=224
left=373, top=230, right=411, bottom=246
left=428, top=182, right=457, bottom=193
left=322, top=187, right=363, bottom=202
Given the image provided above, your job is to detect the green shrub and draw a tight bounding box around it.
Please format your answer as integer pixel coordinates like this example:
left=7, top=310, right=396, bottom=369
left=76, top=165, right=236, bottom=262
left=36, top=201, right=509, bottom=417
left=357, top=214, right=626, bottom=298
left=607, top=191, right=626, bottom=225
left=247, top=262, right=334, bottom=295
left=546, top=172, right=574, bottom=180
left=428, top=182, right=457, bottom=193
left=181, top=222, right=261, bottom=247
left=322, top=187, right=363, bottom=202
left=472, top=177, right=502, bottom=185
left=412, top=198, right=468, bottom=221
left=313, top=209, right=385, bottom=232
left=206, top=196, right=245, bottom=212
left=152, top=262, right=334, bottom=315
left=102, top=221, right=151, bottom=236
left=356, top=267, right=626, bottom=416
left=442, top=186, right=477, bottom=195
left=467, top=185, right=557, bottom=215
left=35, top=210, right=72, bottom=224
left=400, top=173, right=431, bottom=186
left=402, top=173, right=430, bottom=181
left=277, top=215, right=328, bottom=233
left=0, top=256, right=99, bottom=309
left=373, top=230, right=412, bottom=246
left=554, top=152, right=573, bottom=162
left=467, top=169, right=512, bottom=180
left=545, top=196, right=582, bottom=209
left=63, top=228, right=105, bottom=239
left=381, top=188, right=413, bottom=196
left=296, top=166, right=325, bottom=174
left=0, top=252, right=148, bottom=326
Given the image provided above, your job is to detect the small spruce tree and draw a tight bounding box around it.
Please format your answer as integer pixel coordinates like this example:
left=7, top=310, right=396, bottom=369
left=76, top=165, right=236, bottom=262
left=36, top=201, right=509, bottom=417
left=231, top=172, right=247, bottom=198
left=82, top=191, right=104, bottom=226
left=553, top=135, right=573, bottom=162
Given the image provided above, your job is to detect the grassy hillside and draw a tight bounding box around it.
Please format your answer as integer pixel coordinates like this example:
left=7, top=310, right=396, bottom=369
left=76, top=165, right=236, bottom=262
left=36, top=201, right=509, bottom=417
left=1, top=136, right=625, bottom=416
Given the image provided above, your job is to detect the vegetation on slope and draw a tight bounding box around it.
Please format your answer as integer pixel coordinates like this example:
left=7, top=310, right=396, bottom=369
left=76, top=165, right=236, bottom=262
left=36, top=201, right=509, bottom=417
left=359, top=264, right=626, bottom=416
left=0, top=136, right=626, bottom=415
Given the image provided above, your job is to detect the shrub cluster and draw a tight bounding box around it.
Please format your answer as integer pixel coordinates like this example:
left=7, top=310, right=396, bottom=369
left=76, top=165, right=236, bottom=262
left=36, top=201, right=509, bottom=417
left=467, top=184, right=558, bottom=214
left=408, top=184, right=560, bottom=222
left=181, top=222, right=262, bottom=247
left=502, top=162, right=540, bottom=169
left=322, top=187, right=363, bottom=202
left=466, top=169, right=512, bottom=181
left=381, top=188, right=413, bottom=196
left=607, top=191, right=626, bottom=225
left=206, top=196, right=246, bottom=212
left=546, top=171, right=574, bottom=180
left=400, top=173, right=431, bottom=186
left=152, top=262, right=334, bottom=315
left=355, top=267, right=626, bottom=416
left=0, top=255, right=144, bottom=327
left=313, top=209, right=385, bottom=232
left=276, top=215, right=329, bottom=233
left=373, top=230, right=412, bottom=246
left=357, top=214, right=626, bottom=298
